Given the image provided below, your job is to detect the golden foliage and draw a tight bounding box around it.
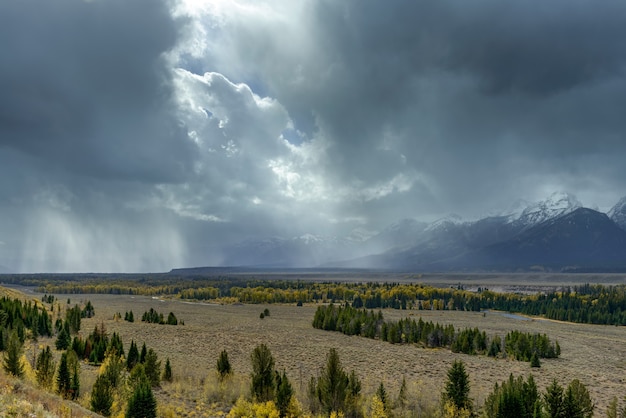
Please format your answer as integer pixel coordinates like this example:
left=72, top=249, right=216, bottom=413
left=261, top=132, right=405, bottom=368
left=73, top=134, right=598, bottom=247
left=227, top=397, right=281, bottom=418
left=441, top=400, right=471, bottom=418
left=369, top=395, right=388, bottom=418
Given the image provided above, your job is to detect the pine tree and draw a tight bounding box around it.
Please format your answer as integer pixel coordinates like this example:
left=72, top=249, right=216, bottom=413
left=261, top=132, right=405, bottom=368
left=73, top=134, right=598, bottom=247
left=3, top=330, right=24, bottom=377
left=91, top=374, right=114, bottom=416
left=163, top=357, right=172, bottom=382
left=562, top=379, right=594, bottom=418
left=276, top=370, right=293, bottom=418
left=443, top=360, right=472, bottom=413
left=57, top=352, right=72, bottom=398
left=127, top=340, right=139, bottom=371
left=376, top=382, right=388, bottom=411
left=530, top=351, right=541, bottom=368
left=217, top=349, right=232, bottom=380
left=317, top=348, right=349, bottom=414
left=139, top=342, right=147, bottom=364
left=250, top=343, right=276, bottom=402
left=70, top=359, right=80, bottom=400
left=55, top=323, right=71, bottom=350
left=143, top=348, right=161, bottom=387
left=35, top=345, right=56, bottom=389
left=543, top=379, right=564, bottom=418
left=396, top=376, right=408, bottom=412
left=126, top=380, right=157, bottom=418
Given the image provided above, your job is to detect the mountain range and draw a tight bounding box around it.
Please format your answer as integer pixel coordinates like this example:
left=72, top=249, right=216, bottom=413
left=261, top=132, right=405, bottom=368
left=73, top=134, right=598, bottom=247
left=220, top=192, right=626, bottom=272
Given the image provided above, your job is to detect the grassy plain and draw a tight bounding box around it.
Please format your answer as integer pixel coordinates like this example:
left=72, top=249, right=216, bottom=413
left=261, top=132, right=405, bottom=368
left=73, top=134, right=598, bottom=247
left=38, top=289, right=626, bottom=416
left=4, top=273, right=626, bottom=416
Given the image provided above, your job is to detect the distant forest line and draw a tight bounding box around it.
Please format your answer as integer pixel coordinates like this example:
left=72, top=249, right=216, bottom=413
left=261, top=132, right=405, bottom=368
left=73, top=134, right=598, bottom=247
left=2, top=274, right=626, bottom=325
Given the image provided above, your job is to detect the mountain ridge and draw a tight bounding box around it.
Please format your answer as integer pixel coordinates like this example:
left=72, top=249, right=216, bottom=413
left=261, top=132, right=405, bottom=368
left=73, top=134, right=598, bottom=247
left=217, top=193, right=626, bottom=272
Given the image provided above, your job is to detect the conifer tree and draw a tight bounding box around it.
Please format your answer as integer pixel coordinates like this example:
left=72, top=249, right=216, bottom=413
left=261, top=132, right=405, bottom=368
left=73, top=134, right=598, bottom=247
left=55, top=323, right=71, bottom=350
left=3, top=329, right=24, bottom=377
left=139, top=342, right=147, bottom=364
left=317, top=348, right=349, bottom=414
left=376, top=382, right=388, bottom=411
left=443, top=360, right=472, bottom=413
left=163, top=357, right=172, bottom=382
left=35, top=345, right=56, bottom=389
left=217, top=349, right=232, bottom=380
left=250, top=343, right=276, bottom=402
left=91, top=374, right=114, bottom=416
left=126, top=379, right=157, bottom=418
left=143, top=348, right=161, bottom=387
left=544, top=379, right=564, bottom=418
left=396, top=376, right=408, bottom=412
left=70, top=365, right=80, bottom=400
left=276, top=370, right=293, bottom=418
left=127, top=340, right=139, bottom=371
left=57, top=352, right=71, bottom=398
left=562, top=379, right=594, bottom=418
left=530, top=351, right=541, bottom=368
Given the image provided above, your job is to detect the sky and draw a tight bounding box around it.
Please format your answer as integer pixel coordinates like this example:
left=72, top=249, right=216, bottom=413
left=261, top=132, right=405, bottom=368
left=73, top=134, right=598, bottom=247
left=1, top=0, right=626, bottom=272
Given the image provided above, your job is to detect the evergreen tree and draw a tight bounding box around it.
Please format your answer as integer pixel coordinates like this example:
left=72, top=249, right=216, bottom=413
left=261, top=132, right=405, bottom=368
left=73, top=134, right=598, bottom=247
left=139, top=342, right=147, bottom=363
left=55, top=323, right=71, bottom=350
left=57, top=352, right=72, bottom=398
left=345, top=369, right=362, bottom=418
left=483, top=374, right=540, bottom=418
left=376, top=382, right=388, bottom=411
left=276, top=370, right=293, bottom=418
left=163, top=357, right=172, bottom=382
left=102, top=351, right=125, bottom=389
left=35, top=345, right=56, bottom=389
left=91, top=374, right=114, bottom=416
left=250, top=343, right=276, bottom=402
left=562, top=379, right=594, bottom=418
left=317, top=348, right=349, bottom=414
left=2, top=330, right=24, bottom=377
left=396, top=376, right=408, bottom=412
left=127, top=340, right=139, bottom=371
left=217, top=349, right=232, bottom=380
left=443, top=359, right=472, bottom=412
left=544, top=379, right=564, bottom=418
left=70, top=357, right=80, bottom=400
left=143, top=348, right=161, bottom=387
left=166, top=312, right=178, bottom=325
left=126, top=380, right=157, bottom=418
left=530, top=352, right=541, bottom=368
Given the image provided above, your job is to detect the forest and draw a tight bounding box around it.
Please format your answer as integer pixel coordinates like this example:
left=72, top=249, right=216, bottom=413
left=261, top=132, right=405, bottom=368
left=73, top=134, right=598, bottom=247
left=4, top=273, right=626, bottom=325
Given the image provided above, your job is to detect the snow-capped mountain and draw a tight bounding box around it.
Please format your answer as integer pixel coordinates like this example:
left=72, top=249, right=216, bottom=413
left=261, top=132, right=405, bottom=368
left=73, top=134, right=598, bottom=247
left=511, top=192, right=582, bottom=228
left=609, top=197, right=626, bottom=231
left=217, top=193, right=626, bottom=271
left=424, top=214, right=464, bottom=232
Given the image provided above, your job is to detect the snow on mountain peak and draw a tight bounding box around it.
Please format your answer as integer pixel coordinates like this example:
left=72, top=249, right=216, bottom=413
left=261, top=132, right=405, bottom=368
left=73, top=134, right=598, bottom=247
left=608, top=196, right=626, bottom=229
left=425, top=213, right=464, bottom=232
left=515, top=192, right=582, bottom=227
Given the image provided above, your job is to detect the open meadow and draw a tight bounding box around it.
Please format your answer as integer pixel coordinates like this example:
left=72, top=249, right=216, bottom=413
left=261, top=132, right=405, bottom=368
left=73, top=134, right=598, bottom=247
left=16, top=286, right=626, bottom=417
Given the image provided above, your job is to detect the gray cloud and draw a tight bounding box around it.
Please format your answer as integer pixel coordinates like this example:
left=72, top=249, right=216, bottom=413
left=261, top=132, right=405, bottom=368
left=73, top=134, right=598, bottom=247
left=0, top=0, right=196, bottom=183
left=2, top=0, right=626, bottom=271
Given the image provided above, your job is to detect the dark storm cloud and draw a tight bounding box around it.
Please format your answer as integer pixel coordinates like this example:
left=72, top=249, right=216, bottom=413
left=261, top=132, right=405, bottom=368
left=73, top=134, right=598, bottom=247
left=207, top=0, right=626, bottom=217
left=3, top=0, right=626, bottom=271
left=0, top=0, right=200, bottom=272
left=0, top=0, right=196, bottom=183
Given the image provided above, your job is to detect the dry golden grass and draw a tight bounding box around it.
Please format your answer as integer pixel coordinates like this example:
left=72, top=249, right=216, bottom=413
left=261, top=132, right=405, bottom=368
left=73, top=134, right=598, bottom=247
left=4, top=281, right=626, bottom=416
left=0, top=369, right=100, bottom=418
left=64, top=292, right=626, bottom=416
